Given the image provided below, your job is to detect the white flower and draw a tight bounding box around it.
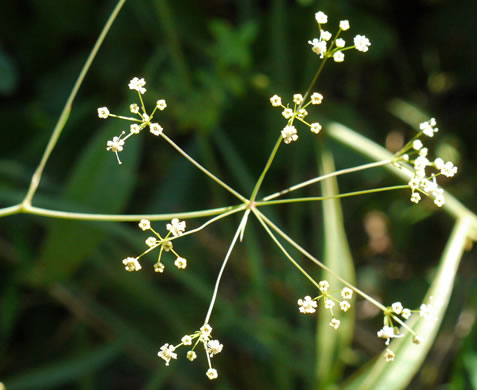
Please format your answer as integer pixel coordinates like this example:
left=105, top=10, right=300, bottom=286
left=97, top=107, right=110, bottom=119
left=340, top=301, right=351, bottom=312
left=324, top=298, right=335, bottom=309
left=410, top=192, right=421, bottom=204
left=281, top=125, right=298, bottom=144
left=282, top=108, right=294, bottom=119
left=130, top=124, right=141, bottom=134
left=377, top=326, right=402, bottom=345
left=200, top=324, right=213, bottom=339
left=270, top=95, right=282, bottom=107
left=333, top=51, right=345, bottom=62
left=122, top=257, right=141, bottom=272
left=384, top=348, right=395, bottom=362
left=408, top=176, right=421, bottom=191
left=167, top=218, right=186, bottom=237
left=154, top=262, right=165, bottom=273
left=181, top=335, right=192, bottom=345
left=434, top=195, right=445, bottom=207
left=293, top=94, right=304, bottom=105
left=145, top=237, right=157, bottom=247
left=392, top=302, right=403, bottom=314
left=420, top=118, right=438, bottom=137
left=156, top=99, right=167, bottom=110
left=158, top=343, right=177, bottom=366
left=434, top=158, right=444, bottom=170
left=315, top=11, right=328, bottom=24
left=138, top=219, right=151, bottom=231
left=310, top=122, right=322, bottom=134
left=130, top=103, right=139, bottom=114
left=402, top=308, right=412, bottom=319
left=354, top=35, right=371, bottom=52
left=419, top=147, right=428, bottom=157
left=335, top=38, right=345, bottom=48
left=129, top=77, right=146, bottom=94
left=420, top=298, right=438, bottom=321
left=412, top=140, right=423, bottom=150
left=298, top=296, right=317, bottom=314
left=311, top=92, right=323, bottom=104
left=329, top=318, right=341, bottom=329
left=319, top=280, right=330, bottom=293
left=186, top=350, right=197, bottom=361
left=207, top=340, right=223, bottom=357
left=341, top=287, right=353, bottom=299
left=174, top=257, right=187, bottom=269
left=414, top=156, right=429, bottom=171
left=321, top=30, right=332, bottom=41
left=143, top=113, right=150, bottom=122
left=441, top=161, right=457, bottom=177
left=150, top=123, right=163, bottom=136
left=308, top=38, right=327, bottom=57
left=106, top=136, right=124, bottom=153
left=339, top=20, right=350, bottom=31
left=206, top=368, right=218, bottom=380
left=297, top=108, right=308, bottom=119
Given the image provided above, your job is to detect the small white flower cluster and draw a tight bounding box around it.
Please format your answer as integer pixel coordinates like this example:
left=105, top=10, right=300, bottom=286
left=298, top=281, right=353, bottom=330
left=158, top=324, right=223, bottom=380
left=121, top=218, right=188, bottom=273
left=377, top=298, right=436, bottom=362
left=393, top=118, right=457, bottom=207
left=98, top=77, right=167, bottom=164
left=269, top=92, right=324, bottom=144
left=308, top=11, right=370, bottom=62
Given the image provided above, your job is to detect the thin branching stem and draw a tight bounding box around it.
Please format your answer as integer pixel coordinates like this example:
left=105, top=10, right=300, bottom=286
left=13, top=204, right=241, bottom=222
left=22, top=0, right=127, bottom=207
left=160, top=132, right=247, bottom=203
left=204, top=212, right=248, bottom=325
left=263, top=159, right=392, bottom=201
left=257, top=185, right=409, bottom=206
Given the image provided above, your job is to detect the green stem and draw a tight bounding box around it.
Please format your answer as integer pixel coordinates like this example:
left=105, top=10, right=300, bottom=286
left=302, top=56, right=329, bottom=104
left=8, top=204, right=240, bottom=222
left=252, top=208, right=321, bottom=290
left=160, top=132, right=247, bottom=203
left=263, top=159, right=392, bottom=201
left=0, top=204, right=22, bottom=218
left=254, top=209, right=387, bottom=312
left=204, top=211, right=248, bottom=324
left=22, top=0, right=127, bottom=207
left=249, top=136, right=282, bottom=203
left=256, top=185, right=408, bottom=207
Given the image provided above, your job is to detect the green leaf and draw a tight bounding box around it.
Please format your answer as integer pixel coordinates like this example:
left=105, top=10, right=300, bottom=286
left=28, top=115, right=140, bottom=285
left=343, top=216, right=474, bottom=390
left=316, top=147, right=356, bottom=389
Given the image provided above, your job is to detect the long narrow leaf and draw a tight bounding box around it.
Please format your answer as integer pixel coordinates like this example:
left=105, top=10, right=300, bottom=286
left=344, top=216, right=474, bottom=390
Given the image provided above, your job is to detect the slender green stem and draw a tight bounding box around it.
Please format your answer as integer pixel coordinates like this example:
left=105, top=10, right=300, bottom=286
left=263, top=159, right=392, bottom=201
left=160, top=132, right=247, bottom=203
left=254, top=209, right=387, bottom=312
left=249, top=136, right=282, bottom=203
left=18, top=204, right=240, bottom=222
left=257, top=185, right=408, bottom=207
left=252, top=208, right=321, bottom=290
left=22, top=0, right=127, bottom=207
left=302, top=56, right=328, bottom=104
left=204, top=211, right=248, bottom=324
left=0, top=204, right=22, bottom=218
left=169, top=204, right=246, bottom=241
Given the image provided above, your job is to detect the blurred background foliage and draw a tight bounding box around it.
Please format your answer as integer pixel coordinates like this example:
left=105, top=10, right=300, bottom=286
left=0, top=0, right=476, bottom=389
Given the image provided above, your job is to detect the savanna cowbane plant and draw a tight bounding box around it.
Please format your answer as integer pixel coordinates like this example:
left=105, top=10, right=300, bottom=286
left=96, top=11, right=453, bottom=379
